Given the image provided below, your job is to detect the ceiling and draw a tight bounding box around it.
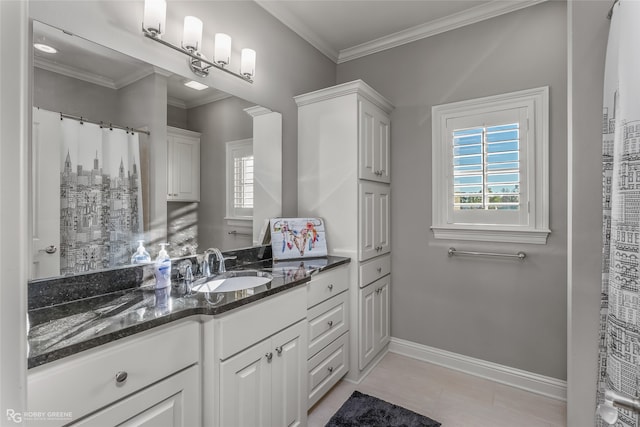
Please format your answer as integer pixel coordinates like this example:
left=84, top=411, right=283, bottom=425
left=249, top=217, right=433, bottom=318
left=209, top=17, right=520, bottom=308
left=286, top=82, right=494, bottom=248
left=256, top=0, right=546, bottom=63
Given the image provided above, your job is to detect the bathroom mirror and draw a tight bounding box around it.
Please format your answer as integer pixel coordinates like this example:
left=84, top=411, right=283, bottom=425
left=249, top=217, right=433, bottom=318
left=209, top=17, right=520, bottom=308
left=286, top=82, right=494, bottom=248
left=30, top=21, right=281, bottom=280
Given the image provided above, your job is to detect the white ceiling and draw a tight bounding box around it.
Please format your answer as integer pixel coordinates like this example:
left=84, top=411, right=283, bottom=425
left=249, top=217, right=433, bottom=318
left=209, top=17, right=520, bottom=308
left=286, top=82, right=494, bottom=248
left=256, top=0, right=547, bottom=63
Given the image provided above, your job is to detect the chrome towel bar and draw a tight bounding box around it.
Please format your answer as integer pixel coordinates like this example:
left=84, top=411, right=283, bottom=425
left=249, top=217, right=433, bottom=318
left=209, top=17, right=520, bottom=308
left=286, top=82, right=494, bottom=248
left=448, top=247, right=526, bottom=261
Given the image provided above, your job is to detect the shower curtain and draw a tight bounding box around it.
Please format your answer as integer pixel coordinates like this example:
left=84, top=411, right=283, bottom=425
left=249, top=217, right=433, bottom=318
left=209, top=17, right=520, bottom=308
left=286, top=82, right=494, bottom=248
left=599, top=1, right=640, bottom=426
left=35, top=108, right=143, bottom=275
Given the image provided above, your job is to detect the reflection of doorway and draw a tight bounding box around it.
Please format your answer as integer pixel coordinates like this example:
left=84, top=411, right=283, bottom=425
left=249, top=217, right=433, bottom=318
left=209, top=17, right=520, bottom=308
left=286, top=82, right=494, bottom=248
left=32, top=108, right=61, bottom=278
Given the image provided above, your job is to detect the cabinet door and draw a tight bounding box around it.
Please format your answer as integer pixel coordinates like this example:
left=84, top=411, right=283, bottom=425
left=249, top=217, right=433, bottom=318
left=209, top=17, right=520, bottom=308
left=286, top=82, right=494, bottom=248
left=220, top=339, right=272, bottom=427
left=167, top=133, right=200, bottom=202
left=271, top=321, right=307, bottom=427
left=374, top=277, right=391, bottom=351
left=359, top=182, right=391, bottom=261
left=359, top=100, right=391, bottom=183
left=358, top=282, right=376, bottom=370
left=70, top=365, right=200, bottom=427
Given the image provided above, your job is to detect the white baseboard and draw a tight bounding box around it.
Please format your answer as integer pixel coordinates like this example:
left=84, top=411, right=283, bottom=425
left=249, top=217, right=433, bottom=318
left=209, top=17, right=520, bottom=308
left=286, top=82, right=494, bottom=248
left=388, top=337, right=567, bottom=401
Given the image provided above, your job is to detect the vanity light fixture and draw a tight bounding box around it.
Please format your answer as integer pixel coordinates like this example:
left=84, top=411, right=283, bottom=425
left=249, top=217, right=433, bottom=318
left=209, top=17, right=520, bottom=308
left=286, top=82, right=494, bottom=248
left=141, top=0, right=255, bottom=83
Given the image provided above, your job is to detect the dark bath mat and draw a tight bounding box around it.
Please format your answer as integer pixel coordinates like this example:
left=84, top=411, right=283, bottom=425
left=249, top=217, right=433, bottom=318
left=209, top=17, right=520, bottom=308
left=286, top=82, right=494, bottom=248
left=325, top=390, right=441, bottom=427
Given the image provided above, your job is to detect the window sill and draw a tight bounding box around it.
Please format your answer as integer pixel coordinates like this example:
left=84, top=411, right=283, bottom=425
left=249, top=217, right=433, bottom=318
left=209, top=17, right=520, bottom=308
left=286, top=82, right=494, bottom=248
left=431, top=225, right=550, bottom=245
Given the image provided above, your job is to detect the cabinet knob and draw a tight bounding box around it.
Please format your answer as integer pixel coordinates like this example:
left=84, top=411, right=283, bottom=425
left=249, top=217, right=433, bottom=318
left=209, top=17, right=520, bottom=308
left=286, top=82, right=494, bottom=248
left=327, top=320, right=333, bottom=328
left=375, top=288, right=382, bottom=295
left=328, top=284, right=334, bottom=291
left=328, top=366, right=334, bottom=373
left=266, top=352, right=273, bottom=362
left=275, top=346, right=283, bottom=355
left=115, top=371, right=128, bottom=384
left=377, top=267, right=382, bottom=273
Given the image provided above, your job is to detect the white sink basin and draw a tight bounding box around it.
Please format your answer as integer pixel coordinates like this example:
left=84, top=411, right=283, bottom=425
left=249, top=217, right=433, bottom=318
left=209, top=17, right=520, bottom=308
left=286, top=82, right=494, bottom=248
left=191, top=271, right=272, bottom=293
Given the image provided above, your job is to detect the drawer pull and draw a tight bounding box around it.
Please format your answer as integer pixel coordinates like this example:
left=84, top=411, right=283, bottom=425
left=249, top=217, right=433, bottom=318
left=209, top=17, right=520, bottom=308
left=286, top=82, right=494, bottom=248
left=328, top=366, right=334, bottom=373
left=266, top=352, right=273, bottom=362
left=377, top=267, right=382, bottom=273
left=328, top=284, right=334, bottom=291
left=275, top=346, right=283, bottom=355
left=375, top=288, right=382, bottom=295
left=327, top=320, right=333, bottom=328
left=115, top=371, right=128, bottom=384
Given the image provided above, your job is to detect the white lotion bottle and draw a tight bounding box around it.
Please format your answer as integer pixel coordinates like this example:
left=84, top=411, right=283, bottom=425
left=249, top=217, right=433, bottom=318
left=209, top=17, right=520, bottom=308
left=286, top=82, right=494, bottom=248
left=131, top=240, right=151, bottom=264
left=154, top=243, right=172, bottom=289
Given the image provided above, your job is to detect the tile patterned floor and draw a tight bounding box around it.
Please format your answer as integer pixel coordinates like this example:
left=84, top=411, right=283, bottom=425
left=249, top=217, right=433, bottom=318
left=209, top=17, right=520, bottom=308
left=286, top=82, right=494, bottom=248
left=308, top=352, right=566, bottom=427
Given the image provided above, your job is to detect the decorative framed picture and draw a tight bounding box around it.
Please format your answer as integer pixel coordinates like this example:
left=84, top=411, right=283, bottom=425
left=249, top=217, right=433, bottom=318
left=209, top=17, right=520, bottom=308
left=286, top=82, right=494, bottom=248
left=270, top=218, right=327, bottom=260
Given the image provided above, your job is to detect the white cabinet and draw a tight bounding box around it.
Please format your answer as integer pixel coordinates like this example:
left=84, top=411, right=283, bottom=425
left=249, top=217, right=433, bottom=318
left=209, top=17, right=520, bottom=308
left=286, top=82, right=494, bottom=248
left=306, top=265, right=350, bottom=408
left=167, top=126, right=200, bottom=202
left=359, top=100, right=390, bottom=183
left=219, top=321, right=306, bottom=427
left=359, top=181, right=390, bottom=261
left=27, top=320, right=201, bottom=426
left=296, top=80, right=393, bottom=382
left=206, top=286, right=307, bottom=427
left=359, top=275, right=390, bottom=370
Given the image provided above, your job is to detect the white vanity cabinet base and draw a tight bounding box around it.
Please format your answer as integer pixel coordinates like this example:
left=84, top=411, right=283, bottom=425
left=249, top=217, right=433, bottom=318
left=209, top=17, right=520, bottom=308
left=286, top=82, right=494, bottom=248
left=219, top=320, right=307, bottom=427
left=359, top=275, right=390, bottom=370
left=27, top=320, right=200, bottom=427
left=69, top=365, right=199, bottom=427
left=308, top=331, right=349, bottom=409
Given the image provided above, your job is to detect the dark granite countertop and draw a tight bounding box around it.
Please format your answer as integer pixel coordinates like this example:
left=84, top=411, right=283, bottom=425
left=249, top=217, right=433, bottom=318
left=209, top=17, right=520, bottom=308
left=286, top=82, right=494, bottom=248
left=27, top=255, right=349, bottom=369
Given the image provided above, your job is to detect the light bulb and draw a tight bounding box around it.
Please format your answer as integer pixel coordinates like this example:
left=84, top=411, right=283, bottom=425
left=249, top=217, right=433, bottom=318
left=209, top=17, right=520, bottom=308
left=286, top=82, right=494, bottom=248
left=214, top=33, right=231, bottom=66
left=241, top=49, right=256, bottom=79
left=143, top=0, right=166, bottom=36
left=182, top=16, right=203, bottom=52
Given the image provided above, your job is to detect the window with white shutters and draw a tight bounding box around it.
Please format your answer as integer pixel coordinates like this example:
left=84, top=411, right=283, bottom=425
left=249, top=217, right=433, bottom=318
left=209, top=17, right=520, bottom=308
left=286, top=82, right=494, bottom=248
left=226, top=139, right=253, bottom=219
left=432, top=87, right=550, bottom=244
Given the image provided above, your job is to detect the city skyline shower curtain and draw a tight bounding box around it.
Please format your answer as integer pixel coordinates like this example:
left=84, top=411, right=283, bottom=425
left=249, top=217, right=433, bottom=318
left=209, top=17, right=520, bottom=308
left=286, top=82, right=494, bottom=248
left=34, top=108, right=143, bottom=276
left=598, top=1, right=640, bottom=426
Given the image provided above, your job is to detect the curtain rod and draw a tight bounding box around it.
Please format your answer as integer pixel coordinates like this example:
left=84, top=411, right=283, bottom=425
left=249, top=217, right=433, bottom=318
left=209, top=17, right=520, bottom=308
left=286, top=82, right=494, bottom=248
left=607, top=0, right=620, bottom=19
left=36, top=107, right=151, bottom=136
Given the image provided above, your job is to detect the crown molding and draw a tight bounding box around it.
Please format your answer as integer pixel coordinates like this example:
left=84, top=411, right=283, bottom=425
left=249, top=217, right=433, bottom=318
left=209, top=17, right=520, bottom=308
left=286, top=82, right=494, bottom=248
left=35, top=56, right=157, bottom=90
left=338, top=0, right=547, bottom=63
left=294, top=79, right=394, bottom=113
left=34, top=56, right=117, bottom=89
left=168, top=92, right=232, bottom=110
left=255, top=0, right=339, bottom=63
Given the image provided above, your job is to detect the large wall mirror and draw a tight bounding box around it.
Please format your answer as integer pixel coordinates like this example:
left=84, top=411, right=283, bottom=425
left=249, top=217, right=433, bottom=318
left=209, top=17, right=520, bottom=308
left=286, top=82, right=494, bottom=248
left=30, top=21, right=282, bottom=280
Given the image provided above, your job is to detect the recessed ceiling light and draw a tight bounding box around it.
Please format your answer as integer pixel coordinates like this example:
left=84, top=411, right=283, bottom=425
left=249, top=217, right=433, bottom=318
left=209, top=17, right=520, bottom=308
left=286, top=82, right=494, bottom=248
left=34, top=43, right=57, bottom=54
left=184, top=80, right=208, bottom=91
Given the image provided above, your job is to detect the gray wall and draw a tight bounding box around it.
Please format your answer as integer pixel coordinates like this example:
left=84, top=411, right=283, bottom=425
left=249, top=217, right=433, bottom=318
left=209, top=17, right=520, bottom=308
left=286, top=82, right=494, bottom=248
left=34, top=68, right=120, bottom=123
left=186, top=96, right=253, bottom=250
left=337, top=1, right=568, bottom=379
left=167, top=105, right=188, bottom=129
left=567, top=1, right=609, bottom=424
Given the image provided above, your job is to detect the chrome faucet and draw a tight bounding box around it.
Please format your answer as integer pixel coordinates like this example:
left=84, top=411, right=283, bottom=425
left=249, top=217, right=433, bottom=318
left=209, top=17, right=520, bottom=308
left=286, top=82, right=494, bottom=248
left=201, top=248, right=236, bottom=276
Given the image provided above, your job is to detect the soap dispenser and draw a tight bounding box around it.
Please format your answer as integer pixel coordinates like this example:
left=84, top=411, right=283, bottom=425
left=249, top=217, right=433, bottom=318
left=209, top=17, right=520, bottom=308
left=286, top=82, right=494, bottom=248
left=154, top=243, right=172, bottom=290
left=131, top=240, right=151, bottom=264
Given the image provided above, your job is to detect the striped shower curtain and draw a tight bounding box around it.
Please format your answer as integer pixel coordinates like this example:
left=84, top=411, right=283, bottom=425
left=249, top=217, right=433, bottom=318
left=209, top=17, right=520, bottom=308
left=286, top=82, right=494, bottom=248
left=598, top=1, right=640, bottom=426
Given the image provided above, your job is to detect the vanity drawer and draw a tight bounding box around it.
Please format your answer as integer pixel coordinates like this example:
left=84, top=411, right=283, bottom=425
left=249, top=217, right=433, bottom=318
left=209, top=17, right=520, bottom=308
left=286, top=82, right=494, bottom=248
left=359, top=253, right=390, bottom=288
left=27, top=319, right=200, bottom=426
left=307, top=265, right=349, bottom=308
left=216, top=286, right=306, bottom=360
left=307, top=290, right=349, bottom=358
left=308, top=331, right=349, bottom=409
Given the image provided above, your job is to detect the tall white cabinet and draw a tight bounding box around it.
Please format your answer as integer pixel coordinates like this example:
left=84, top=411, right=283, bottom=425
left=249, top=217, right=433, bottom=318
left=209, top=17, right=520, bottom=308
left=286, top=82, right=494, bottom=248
left=296, top=80, right=393, bottom=382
